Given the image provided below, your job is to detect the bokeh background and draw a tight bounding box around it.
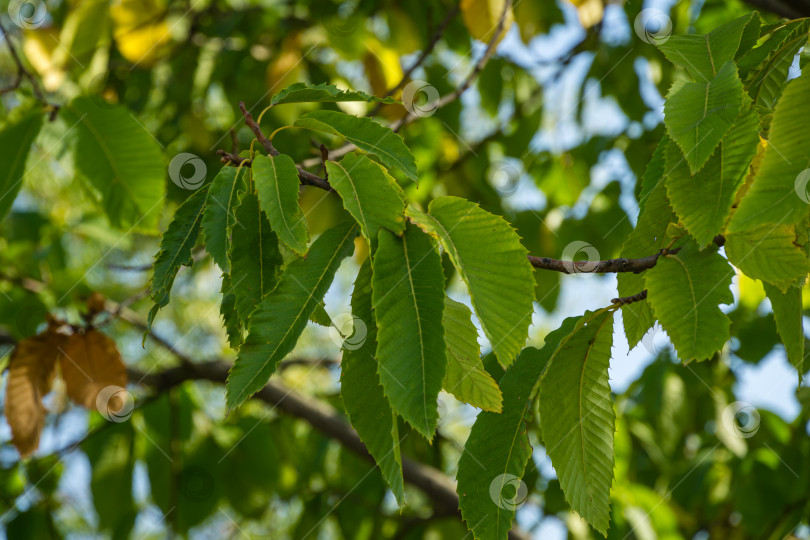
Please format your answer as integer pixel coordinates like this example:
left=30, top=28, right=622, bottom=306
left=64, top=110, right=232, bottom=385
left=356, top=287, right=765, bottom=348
left=1, top=0, right=809, bottom=538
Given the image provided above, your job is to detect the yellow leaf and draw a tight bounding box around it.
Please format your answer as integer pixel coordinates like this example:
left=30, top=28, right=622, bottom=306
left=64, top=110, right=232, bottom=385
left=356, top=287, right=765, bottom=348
left=22, top=28, right=65, bottom=91
left=573, top=0, right=604, bottom=29
left=737, top=271, right=766, bottom=311
left=110, top=0, right=170, bottom=66
left=4, top=331, right=63, bottom=457
left=362, top=40, right=406, bottom=119
left=363, top=40, right=402, bottom=96
left=460, top=0, right=514, bottom=44
left=114, top=21, right=171, bottom=66
left=59, top=330, right=127, bottom=410
left=267, top=35, right=307, bottom=94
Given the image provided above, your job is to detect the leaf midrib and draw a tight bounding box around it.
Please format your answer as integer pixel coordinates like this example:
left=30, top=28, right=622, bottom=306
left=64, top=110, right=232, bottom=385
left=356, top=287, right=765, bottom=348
left=401, top=233, right=429, bottom=435
left=332, top=161, right=371, bottom=237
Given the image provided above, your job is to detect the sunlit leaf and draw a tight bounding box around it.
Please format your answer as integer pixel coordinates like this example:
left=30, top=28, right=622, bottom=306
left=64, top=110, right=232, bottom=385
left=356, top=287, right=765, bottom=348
left=253, top=154, right=309, bottom=255
left=326, top=153, right=407, bottom=239
left=443, top=297, right=502, bottom=412
left=664, top=62, right=744, bottom=174
left=294, top=110, right=418, bottom=181
left=645, top=241, right=734, bottom=360
left=202, top=166, right=248, bottom=272
left=407, top=197, right=535, bottom=368
left=539, top=310, right=615, bottom=535
left=372, top=225, right=446, bottom=439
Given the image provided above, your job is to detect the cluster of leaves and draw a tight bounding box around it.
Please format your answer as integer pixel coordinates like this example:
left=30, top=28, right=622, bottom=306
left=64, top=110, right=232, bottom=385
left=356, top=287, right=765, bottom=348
left=619, top=14, right=808, bottom=374
left=2, top=0, right=810, bottom=538
left=148, top=11, right=810, bottom=534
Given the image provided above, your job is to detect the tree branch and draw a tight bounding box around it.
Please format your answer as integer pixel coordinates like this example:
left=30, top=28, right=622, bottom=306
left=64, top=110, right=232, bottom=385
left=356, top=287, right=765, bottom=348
left=610, top=289, right=648, bottom=306
left=528, top=247, right=681, bottom=275
left=371, top=1, right=461, bottom=111
left=0, top=20, right=57, bottom=119
left=299, top=0, right=509, bottom=167
left=221, top=106, right=336, bottom=193
left=742, top=0, right=808, bottom=18
left=239, top=101, right=279, bottom=156
left=127, top=360, right=530, bottom=540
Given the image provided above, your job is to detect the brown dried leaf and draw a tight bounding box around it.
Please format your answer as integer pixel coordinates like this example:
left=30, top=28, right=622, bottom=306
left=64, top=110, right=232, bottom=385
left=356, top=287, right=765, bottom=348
left=59, top=330, right=127, bottom=410
left=4, top=331, right=63, bottom=457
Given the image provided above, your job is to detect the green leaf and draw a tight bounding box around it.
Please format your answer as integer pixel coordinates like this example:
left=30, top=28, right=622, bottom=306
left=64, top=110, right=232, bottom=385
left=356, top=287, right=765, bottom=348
left=742, top=20, right=810, bottom=111
left=664, top=61, right=744, bottom=174
left=226, top=221, right=357, bottom=409
left=407, top=197, right=535, bottom=368
left=294, top=110, right=417, bottom=181
left=729, top=73, right=810, bottom=232
left=61, top=98, right=165, bottom=228
left=220, top=274, right=243, bottom=348
left=764, top=283, right=804, bottom=380
left=725, top=225, right=809, bottom=292
left=645, top=241, right=734, bottom=361
left=657, top=13, right=759, bottom=82
left=637, top=136, right=668, bottom=214
left=619, top=147, right=675, bottom=347
left=148, top=186, right=209, bottom=328
left=326, top=153, right=407, bottom=239
left=665, top=109, right=759, bottom=247
left=372, top=225, right=446, bottom=439
left=309, top=303, right=333, bottom=327
left=340, top=259, right=405, bottom=504
left=270, top=82, right=400, bottom=106
left=202, top=166, right=247, bottom=272
left=229, top=192, right=283, bottom=323
left=443, top=297, right=502, bottom=412
left=252, top=154, right=310, bottom=255
left=0, top=112, right=43, bottom=221
left=539, top=310, right=615, bottom=535
left=457, top=317, right=578, bottom=540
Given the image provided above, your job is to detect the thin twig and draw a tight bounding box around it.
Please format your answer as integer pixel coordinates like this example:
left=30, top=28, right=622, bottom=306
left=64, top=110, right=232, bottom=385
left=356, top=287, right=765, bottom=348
left=239, top=101, right=278, bottom=156
left=611, top=289, right=648, bottom=306
left=368, top=2, right=461, bottom=116
left=0, top=20, right=57, bottom=119
left=391, top=0, right=513, bottom=132
left=300, top=0, right=509, bottom=168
